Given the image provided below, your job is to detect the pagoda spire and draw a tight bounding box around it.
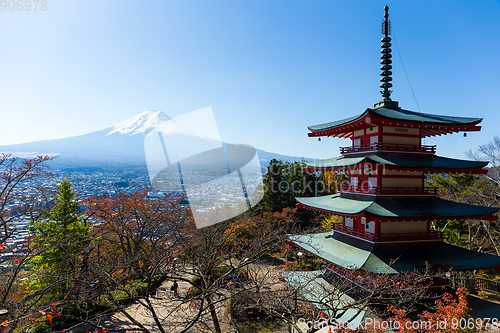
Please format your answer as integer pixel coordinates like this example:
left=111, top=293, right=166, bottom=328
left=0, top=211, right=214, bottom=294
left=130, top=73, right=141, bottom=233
left=374, top=5, right=399, bottom=109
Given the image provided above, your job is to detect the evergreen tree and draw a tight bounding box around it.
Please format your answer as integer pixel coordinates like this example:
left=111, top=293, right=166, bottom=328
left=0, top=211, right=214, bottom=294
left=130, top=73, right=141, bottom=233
left=27, top=179, right=94, bottom=299
left=260, top=159, right=320, bottom=213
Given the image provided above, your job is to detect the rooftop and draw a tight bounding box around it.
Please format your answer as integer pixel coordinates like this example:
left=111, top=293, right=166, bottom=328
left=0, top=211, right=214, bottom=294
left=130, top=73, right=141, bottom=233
left=296, top=194, right=499, bottom=221
left=307, top=107, right=483, bottom=138
left=304, top=152, right=488, bottom=174
left=289, top=232, right=500, bottom=273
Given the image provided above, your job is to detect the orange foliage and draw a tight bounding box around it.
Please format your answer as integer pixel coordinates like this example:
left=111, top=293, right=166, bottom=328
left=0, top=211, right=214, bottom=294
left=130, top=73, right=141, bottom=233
left=337, top=287, right=477, bottom=333
left=84, top=190, right=192, bottom=277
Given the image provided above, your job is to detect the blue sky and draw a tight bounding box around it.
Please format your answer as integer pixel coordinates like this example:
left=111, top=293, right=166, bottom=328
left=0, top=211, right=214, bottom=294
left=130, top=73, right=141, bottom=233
left=0, top=0, right=499, bottom=160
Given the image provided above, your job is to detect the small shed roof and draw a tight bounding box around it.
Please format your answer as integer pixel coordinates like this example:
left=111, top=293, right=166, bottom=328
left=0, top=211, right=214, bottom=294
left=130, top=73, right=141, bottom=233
left=281, top=270, right=367, bottom=326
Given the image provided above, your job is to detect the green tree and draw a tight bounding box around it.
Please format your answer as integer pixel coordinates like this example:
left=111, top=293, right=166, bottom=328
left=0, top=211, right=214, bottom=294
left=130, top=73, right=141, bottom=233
left=27, top=179, right=94, bottom=300
left=260, top=159, right=319, bottom=213
left=428, top=174, right=500, bottom=255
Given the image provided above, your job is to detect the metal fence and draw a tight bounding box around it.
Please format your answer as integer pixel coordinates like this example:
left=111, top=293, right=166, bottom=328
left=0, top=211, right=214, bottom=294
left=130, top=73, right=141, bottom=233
left=475, top=276, right=500, bottom=294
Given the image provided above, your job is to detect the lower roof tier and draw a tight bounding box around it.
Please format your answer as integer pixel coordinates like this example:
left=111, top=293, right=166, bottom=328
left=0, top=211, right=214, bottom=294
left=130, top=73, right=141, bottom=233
left=296, top=193, right=499, bottom=221
left=304, top=152, right=488, bottom=174
left=289, top=232, right=500, bottom=273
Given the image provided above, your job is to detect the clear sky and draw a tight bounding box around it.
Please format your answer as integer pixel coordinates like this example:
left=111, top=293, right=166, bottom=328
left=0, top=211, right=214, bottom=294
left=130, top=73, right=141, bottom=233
left=0, top=0, right=499, bottom=160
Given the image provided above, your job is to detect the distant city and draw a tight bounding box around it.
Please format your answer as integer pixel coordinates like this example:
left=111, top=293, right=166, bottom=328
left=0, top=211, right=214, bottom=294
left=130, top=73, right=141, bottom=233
left=3, top=165, right=263, bottom=267
left=2, top=167, right=148, bottom=265
left=0, top=109, right=298, bottom=266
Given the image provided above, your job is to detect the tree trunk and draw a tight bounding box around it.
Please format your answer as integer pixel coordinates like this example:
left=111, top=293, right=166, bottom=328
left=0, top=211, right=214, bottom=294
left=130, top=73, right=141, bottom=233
left=206, top=294, right=222, bottom=333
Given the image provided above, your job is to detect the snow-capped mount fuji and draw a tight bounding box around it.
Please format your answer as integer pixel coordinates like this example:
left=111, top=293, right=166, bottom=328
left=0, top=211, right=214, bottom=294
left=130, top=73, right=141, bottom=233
left=107, top=110, right=172, bottom=136
left=0, top=110, right=175, bottom=168
left=0, top=110, right=306, bottom=169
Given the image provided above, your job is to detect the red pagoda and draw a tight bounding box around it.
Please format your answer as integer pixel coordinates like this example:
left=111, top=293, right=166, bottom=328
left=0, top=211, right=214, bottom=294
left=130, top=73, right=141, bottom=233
left=291, top=6, right=500, bottom=282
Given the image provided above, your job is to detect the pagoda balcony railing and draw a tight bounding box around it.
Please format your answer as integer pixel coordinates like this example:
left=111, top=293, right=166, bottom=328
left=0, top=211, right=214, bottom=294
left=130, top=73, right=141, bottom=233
left=334, top=224, right=376, bottom=242
left=340, top=143, right=436, bottom=155
left=339, top=184, right=438, bottom=196
left=334, top=224, right=444, bottom=243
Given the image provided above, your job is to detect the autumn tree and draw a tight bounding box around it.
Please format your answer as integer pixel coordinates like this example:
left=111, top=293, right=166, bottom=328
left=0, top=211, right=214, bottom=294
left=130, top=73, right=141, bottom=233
left=467, top=135, right=500, bottom=185
left=9, top=188, right=457, bottom=333
left=0, top=154, right=57, bottom=329
left=0, top=153, right=53, bottom=243
left=319, top=170, right=347, bottom=195
left=321, top=214, right=343, bottom=232
left=336, top=287, right=482, bottom=333
left=80, top=195, right=444, bottom=333
left=86, top=191, right=181, bottom=279
left=66, top=191, right=295, bottom=333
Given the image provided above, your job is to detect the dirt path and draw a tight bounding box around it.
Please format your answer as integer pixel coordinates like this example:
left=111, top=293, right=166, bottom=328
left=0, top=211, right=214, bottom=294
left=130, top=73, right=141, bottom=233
left=104, top=278, right=236, bottom=332
left=68, top=257, right=290, bottom=332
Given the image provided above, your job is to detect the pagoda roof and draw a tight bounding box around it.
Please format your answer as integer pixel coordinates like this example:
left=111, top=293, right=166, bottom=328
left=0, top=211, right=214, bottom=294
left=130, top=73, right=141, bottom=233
left=308, top=107, right=482, bottom=138
left=304, top=152, right=488, bottom=174
left=296, top=194, right=499, bottom=220
left=289, top=232, right=500, bottom=273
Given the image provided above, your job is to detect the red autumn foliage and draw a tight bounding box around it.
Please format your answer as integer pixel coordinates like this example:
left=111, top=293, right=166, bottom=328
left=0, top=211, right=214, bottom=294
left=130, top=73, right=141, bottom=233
left=337, top=287, right=480, bottom=333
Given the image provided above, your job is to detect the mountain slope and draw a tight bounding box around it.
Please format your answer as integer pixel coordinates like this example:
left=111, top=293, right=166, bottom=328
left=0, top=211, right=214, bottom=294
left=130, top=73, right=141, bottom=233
left=0, top=110, right=306, bottom=169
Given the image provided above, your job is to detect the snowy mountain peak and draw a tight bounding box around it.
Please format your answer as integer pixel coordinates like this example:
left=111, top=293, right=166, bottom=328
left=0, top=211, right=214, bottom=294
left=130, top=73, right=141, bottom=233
left=107, top=110, right=172, bottom=136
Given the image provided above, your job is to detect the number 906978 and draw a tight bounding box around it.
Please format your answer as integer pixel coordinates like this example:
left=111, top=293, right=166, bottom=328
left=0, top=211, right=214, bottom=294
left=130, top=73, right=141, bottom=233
left=1, top=0, right=47, bottom=11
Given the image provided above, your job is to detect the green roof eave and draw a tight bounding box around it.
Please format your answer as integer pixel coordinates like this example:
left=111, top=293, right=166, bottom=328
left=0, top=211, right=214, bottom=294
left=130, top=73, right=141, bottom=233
left=304, top=153, right=488, bottom=171
left=289, top=232, right=500, bottom=273
left=296, top=194, right=373, bottom=216
left=307, top=110, right=369, bottom=132
left=308, top=107, right=482, bottom=133
left=296, top=194, right=499, bottom=219
left=289, top=232, right=374, bottom=270
left=371, top=107, right=482, bottom=125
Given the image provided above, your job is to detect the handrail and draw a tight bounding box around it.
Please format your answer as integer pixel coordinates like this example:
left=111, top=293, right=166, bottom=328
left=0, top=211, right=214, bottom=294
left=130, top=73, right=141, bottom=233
left=334, top=224, right=377, bottom=241
left=476, top=277, right=500, bottom=294
left=334, top=224, right=444, bottom=242
left=340, top=143, right=436, bottom=155
left=339, top=184, right=438, bottom=195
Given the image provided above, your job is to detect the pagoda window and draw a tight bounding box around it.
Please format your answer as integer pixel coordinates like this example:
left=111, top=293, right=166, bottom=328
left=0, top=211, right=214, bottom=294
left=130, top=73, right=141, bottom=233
left=353, top=138, right=361, bottom=146
left=362, top=218, right=375, bottom=233
left=370, top=135, right=378, bottom=144
left=350, top=177, right=358, bottom=186
left=345, top=217, right=354, bottom=228
left=368, top=177, right=377, bottom=188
